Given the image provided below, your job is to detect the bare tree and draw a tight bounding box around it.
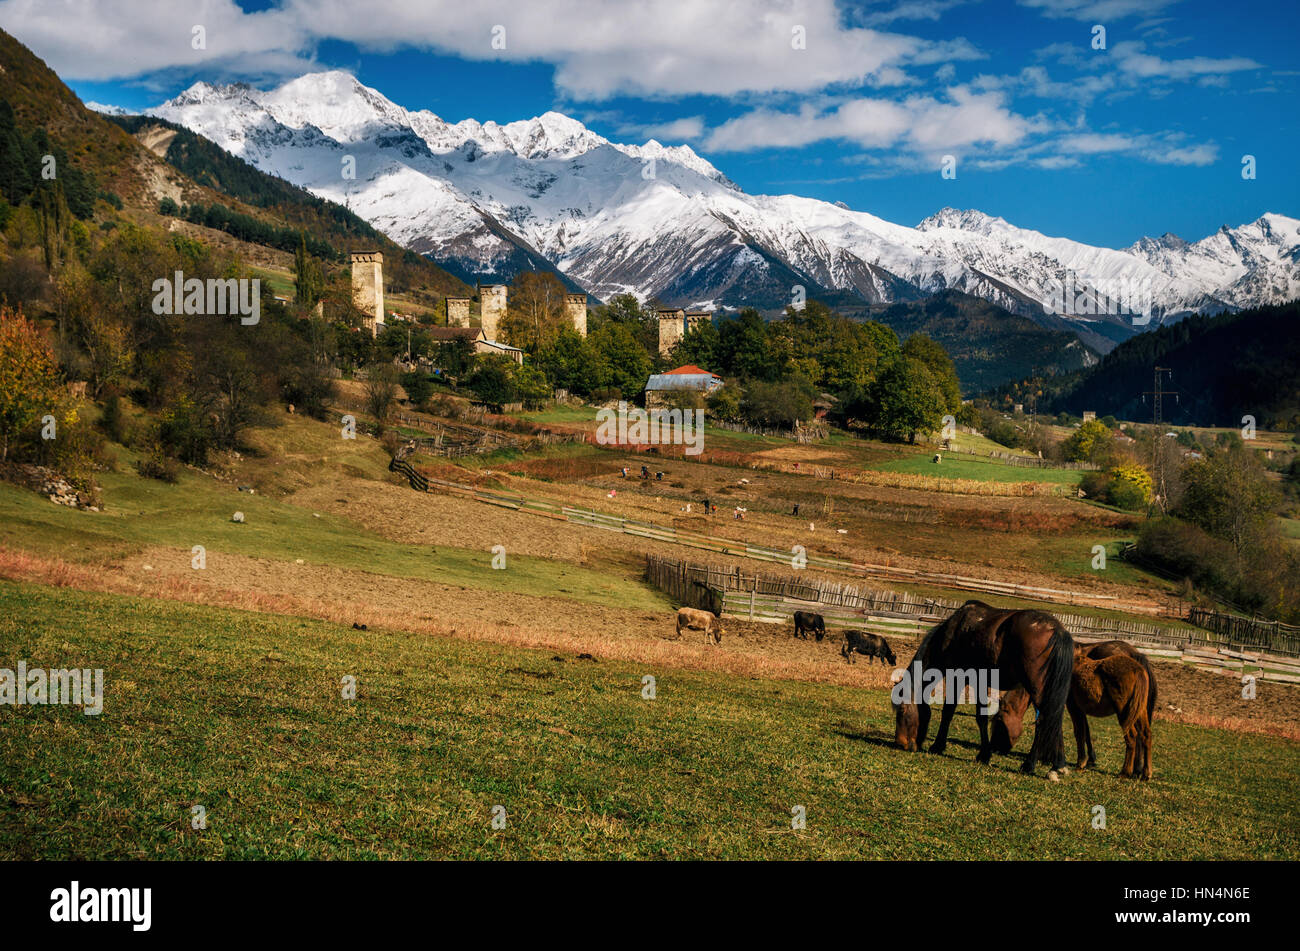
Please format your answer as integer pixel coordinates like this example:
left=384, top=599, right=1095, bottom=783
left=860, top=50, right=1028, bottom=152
left=364, top=363, right=400, bottom=432
left=501, top=270, right=568, bottom=353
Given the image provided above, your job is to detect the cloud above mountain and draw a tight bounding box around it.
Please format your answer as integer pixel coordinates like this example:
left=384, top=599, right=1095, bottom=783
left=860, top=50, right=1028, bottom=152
left=4, top=0, right=1291, bottom=248
left=0, top=0, right=976, bottom=98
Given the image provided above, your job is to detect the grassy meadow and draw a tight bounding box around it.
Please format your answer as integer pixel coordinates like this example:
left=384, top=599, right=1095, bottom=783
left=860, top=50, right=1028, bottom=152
left=2, top=580, right=1295, bottom=860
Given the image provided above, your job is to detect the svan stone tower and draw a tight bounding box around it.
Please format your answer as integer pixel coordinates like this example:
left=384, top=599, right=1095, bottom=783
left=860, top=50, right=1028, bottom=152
left=565, top=294, right=588, bottom=336
left=656, top=309, right=709, bottom=357
left=446, top=297, right=471, bottom=328
left=350, top=251, right=384, bottom=337
left=477, top=283, right=508, bottom=341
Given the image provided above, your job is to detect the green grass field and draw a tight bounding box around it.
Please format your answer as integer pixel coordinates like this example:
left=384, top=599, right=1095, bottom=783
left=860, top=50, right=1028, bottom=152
left=870, top=452, right=1086, bottom=485
left=0, top=466, right=665, bottom=615
left=2, top=580, right=1294, bottom=860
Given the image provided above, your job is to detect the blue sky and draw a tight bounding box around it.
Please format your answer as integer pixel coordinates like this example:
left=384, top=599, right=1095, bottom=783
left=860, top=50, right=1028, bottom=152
left=4, top=0, right=1296, bottom=247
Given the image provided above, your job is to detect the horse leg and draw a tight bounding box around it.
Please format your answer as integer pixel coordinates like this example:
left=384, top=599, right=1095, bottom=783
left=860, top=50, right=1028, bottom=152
left=1140, top=716, right=1153, bottom=780
left=916, top=702, right=932, bottom=749
left=975, top=708, right=992, bottom=764
left=930, top=700, right=957, bottom=755
left=1117, top=697, right=1139, bottom=778
left=1021, top=704, right=1042, bottom=774
left=1068, top=699, right=1089, bottom=770
left=1120, top=717, right=1137, bottom=778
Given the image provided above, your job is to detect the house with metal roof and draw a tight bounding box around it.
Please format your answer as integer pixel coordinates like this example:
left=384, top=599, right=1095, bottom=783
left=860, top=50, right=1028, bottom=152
left=644, top=365, right=724, bottom=409
left=428, top=326, right=525, bottom=365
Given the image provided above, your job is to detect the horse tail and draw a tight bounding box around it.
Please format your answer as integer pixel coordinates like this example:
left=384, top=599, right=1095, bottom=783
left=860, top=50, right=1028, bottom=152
left=1139, top=653, right=1157, bottom=722
left=1033, top=619, right=1075, bottom=766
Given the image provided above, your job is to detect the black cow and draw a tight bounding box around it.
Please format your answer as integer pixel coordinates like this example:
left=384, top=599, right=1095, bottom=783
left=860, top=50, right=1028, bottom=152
left=842, top=630, right=896, bottom=665
left=793, top=611, right=826, bottom=642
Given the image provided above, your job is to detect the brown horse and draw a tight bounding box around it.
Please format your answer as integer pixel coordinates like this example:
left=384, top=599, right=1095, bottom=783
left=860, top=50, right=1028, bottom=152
left=994, top=640, right=1155, bottom=779
left=892, top=600, right=1074, bottom=777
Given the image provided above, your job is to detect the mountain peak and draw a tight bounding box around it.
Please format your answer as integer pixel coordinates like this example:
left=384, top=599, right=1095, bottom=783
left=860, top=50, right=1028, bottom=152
left=144, top=68, right=1299, bottom=321
left=916, top=207, right=1004, bottom=233
left=500, top=110, right=607, bottom=158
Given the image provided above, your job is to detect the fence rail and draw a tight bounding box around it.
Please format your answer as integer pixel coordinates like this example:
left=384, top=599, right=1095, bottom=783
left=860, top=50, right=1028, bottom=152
left=397, top=464, right=1167, bottom=613
left=643, top=555, right=1300, bottom=664
left=1187, top=608, right=1300, bottom=658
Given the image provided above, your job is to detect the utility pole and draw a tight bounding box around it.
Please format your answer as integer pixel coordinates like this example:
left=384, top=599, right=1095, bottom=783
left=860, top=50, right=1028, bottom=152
left=1142, top=366, right=1178, bottom=512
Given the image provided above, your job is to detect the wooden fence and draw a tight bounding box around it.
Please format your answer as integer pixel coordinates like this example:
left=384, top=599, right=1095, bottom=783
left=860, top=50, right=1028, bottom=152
left=388, top=456, right=428, bottom=492
left=642, top=555, right=1300, bottom=666
left=1187, top=608, right=1300, bottom=658
left=396, top=464, right=1168, bottom=612
left=710, top=419, right=830, bottom=443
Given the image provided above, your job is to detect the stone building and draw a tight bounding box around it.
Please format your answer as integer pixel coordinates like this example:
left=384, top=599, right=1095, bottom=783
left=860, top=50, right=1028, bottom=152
left=644, top=364, right=724, bottom=410
left=446, top=297, right=472, bottom=328
left=656, top=308, right=711, bottom=356
left=350, top=251, right=384, bottom=337
left=428, top=326, right=524, bottom=365
left=565, top=293, right=588, bottom=336
left=477, top=283, right=508, bottom=341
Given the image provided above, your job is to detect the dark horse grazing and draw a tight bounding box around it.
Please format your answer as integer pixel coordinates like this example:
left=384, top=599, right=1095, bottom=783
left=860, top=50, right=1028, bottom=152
left=842, top=630, right=896, bottom=665
left=893, top=600, right=1074, bottom=777
left=793, top=611, right=826, bottom=642
left=994, top=640, right=1156, bottom=779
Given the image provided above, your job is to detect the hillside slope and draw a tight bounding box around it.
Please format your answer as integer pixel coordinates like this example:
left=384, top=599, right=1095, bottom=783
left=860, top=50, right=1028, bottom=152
left=1049, top=301, right=1300, bottom=428
left=0, top=29, right=469, bottom=301
left=870, top=290, right=1099, bottom=394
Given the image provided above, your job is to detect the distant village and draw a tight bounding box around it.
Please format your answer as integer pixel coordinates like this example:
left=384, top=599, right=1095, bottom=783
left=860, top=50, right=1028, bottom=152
left=342, top=250, right=725, bottom=405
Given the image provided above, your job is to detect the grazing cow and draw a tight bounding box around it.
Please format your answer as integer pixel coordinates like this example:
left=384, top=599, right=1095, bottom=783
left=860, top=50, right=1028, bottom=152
left=792, top=611, right=826, bottom=641
left=676, top=607, right=724, bottom=644
left=842, top=630, right=897, bottom=665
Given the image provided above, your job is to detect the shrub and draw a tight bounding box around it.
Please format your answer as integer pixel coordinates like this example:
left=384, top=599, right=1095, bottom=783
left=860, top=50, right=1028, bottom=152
left=157, top=397, right=214, bottom=466
left=400, top=371, right=434, bottom=407
left=99, top=394, right=130, bottom=444
left=1107, top=462, right=1153, bottom=510
left=137, top=450, right=179, bottom=483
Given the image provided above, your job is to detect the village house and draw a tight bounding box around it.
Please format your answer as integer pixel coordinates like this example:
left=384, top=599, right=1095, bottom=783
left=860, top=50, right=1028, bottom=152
left=644, top=364, right=724, bottom=410
left=427, top=326, right=524, bottom=365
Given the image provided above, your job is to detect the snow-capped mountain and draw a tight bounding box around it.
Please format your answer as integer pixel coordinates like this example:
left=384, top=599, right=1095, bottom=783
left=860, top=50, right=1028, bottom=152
left=136, top=71, right=1300, bottom=349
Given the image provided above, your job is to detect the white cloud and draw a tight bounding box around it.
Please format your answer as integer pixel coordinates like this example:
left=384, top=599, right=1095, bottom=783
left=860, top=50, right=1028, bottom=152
left=1109, top=41, right=1261, bottom=81
left=1018, top=0, right=1181, bottom=20
left=854, top=0, right=971, bottom=26
left=0, top=0, right=984, bottom=99
left=702, top=86, right=1031, bottom=156
left=639, top=116, right=705, bottom=141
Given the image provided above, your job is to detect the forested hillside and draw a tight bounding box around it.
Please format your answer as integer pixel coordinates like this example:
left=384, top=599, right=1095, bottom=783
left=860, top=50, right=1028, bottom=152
left=869, top=290, right=1098, bottom=394
left=1047, top=302, right=1300, bottom=429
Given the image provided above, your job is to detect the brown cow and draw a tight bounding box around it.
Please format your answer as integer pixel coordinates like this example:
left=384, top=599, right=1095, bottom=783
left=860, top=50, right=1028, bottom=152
left=676, top=607, right=724, bottom=644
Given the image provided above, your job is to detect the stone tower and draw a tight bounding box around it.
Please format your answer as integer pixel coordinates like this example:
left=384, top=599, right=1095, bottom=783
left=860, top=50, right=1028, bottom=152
left=446, top=297, right=471, bottom=328
left=657, top=308, right=686, bottom=357
left=565, top=294, right=588, bottom=337
left=478, top=283, right=508, bottom=341
left=350, top=251, right=384, bottom=337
